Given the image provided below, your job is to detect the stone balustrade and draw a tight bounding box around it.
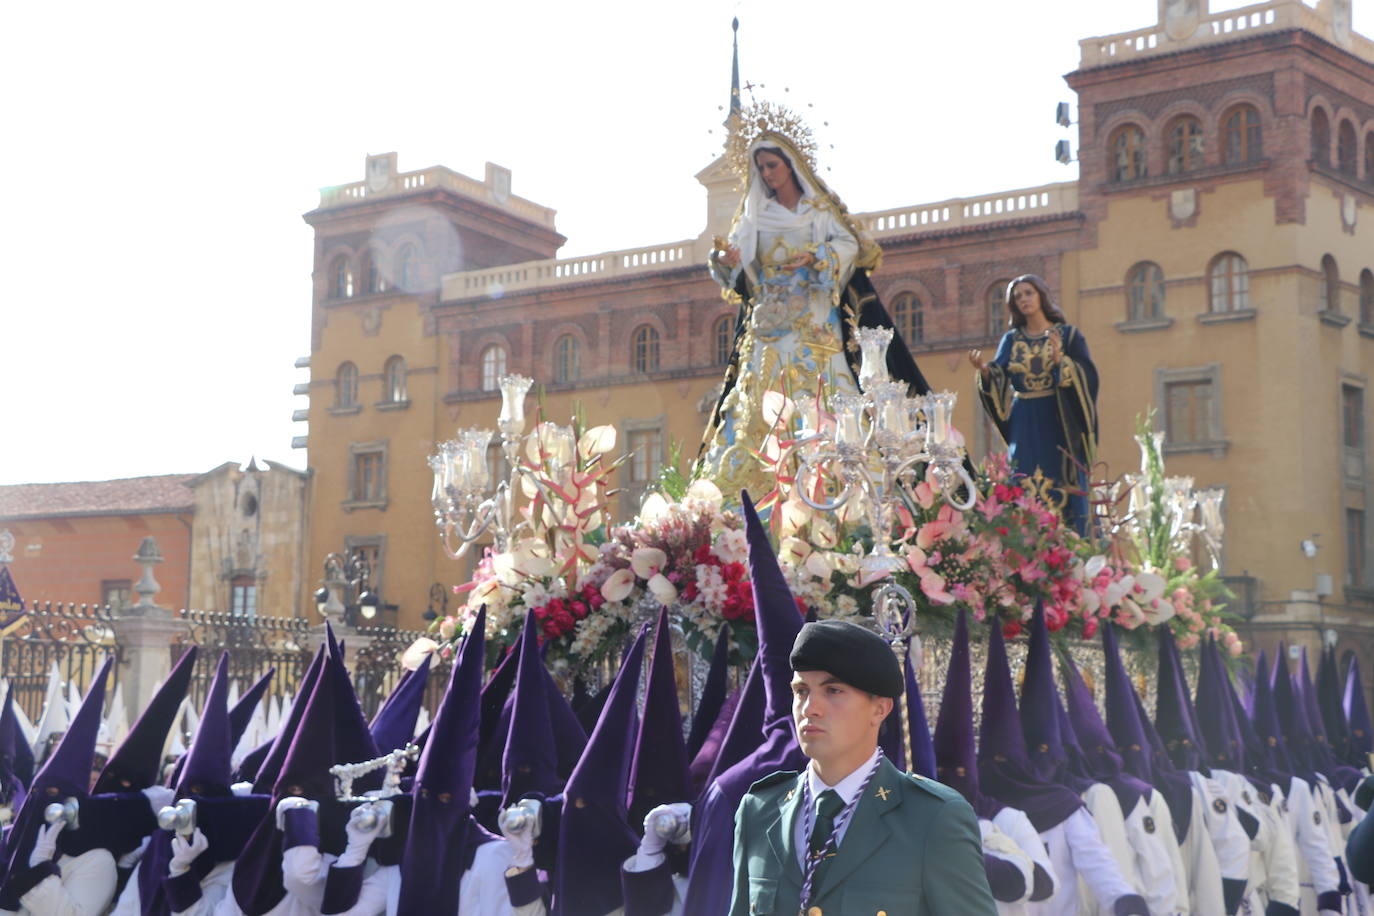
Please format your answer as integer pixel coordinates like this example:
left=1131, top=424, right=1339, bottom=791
left=319, top=165, right=557, bottom=227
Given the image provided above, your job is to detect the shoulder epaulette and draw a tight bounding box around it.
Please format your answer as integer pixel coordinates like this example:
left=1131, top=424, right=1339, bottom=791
left=746, top=770, right=800, bottom=796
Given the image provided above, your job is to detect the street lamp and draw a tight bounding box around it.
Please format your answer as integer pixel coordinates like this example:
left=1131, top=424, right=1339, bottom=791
left=315, top=552, right=380, bottom=626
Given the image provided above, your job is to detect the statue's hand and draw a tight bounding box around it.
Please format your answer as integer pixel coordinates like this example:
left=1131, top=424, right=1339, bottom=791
left=1047, top=327, right=1064, bottom=363
left=717, top=247, right=741, bottom=268
left=781, top=251, right=816, bottom=272
left=968, top=348, right=989, bottom=374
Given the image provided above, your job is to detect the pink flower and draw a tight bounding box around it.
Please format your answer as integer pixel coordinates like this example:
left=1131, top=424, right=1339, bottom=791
left=1174, top=556, right=1193, bottom=572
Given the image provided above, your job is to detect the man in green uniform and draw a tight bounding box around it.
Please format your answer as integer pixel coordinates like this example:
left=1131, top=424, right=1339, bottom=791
left=730, top=619, right=997, bottom=915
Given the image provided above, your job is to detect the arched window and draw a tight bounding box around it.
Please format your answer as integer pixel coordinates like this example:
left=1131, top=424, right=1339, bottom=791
left=480, top=345, right=507, bottom=392
left=986, top=280, right=1010, bottom=335
left=1126, top=262, right=1166, bottom=320
left=1223, top=105, right=1262, bottom=165
left=383, top=355, right=407, bottom=403
left=1111, top=125, right=1147, bottom=182
left=396, top=244, right=419, bottom=291
left=1208, top=253, right=1249, bottom=313
left=890, top=292, right=923, bottom=346
left=1312, top=109, right=1331, bottom=167
left=335, top=362, right=358, bottom=408
left=1360, top=269, right=1374, bottom=325
left=1366, top=133, right=1374, bottom=183
left=331, top=256, right=353, bottom=299
left=1167, top=116, right=1204, bottom=174
left=1320, top=255, right=1341, bottom=314
left=363, top=252, right=382, bottom=294
left=1338, top=120, right=1358, bottom=175
left=632, top=325, right=661, bottom=373
left=712, top=315, right=734, bottom=366
left=554, top=335, right=580, bottom=384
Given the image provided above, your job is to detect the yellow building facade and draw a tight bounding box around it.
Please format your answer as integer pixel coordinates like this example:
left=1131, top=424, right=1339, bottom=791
left=297, top=0, right=1374, bottom=672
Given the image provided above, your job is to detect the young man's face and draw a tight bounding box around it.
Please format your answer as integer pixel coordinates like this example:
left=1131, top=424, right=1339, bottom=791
left=791, top=670, right=892, bottom=764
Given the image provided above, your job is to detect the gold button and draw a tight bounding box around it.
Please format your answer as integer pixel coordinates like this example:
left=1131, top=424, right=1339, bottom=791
left=808, top=908, right=823, bottom=916
left=878, top=911, right=888, bottom=916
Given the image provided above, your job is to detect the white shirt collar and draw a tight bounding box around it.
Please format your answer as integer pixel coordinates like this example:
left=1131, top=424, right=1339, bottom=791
left=806, top=747, right=881, bottom=807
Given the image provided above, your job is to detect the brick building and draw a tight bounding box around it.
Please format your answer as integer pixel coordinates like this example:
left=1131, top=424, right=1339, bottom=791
left=296, top=0, right=1374, bottom=677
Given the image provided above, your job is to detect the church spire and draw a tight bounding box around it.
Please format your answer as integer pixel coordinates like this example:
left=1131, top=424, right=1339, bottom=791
left=725, top=17, right=741, bottom=129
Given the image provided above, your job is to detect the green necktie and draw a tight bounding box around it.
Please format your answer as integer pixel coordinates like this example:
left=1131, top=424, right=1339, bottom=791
left=808, top=789, right=845, bottom=857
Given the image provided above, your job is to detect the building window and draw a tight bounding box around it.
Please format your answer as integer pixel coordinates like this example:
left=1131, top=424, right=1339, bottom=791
left=626, top=427, right=663, bottom=485
left=344, top=536, right=387, bottom=613
left=1223, top=105, right=1262, bottom=165
left=890, top=292, right=923, bottom=345
left=1167, top=116, right=1204, bottom=174
left=480, top=345, right=507, bottom=392
left=554, top=335, right=580, bottom=384
left=1344, top=384, right=1365, bottom=450
left=363, top=252, right=382, bottom=294
left=396, top=244, right=419, bottom=291
left=1126, top=262, right=1166, bottom=320
left=1320, top=255, right=1341, bottom=314
left=1165, top=379, right=1214, bottom=446
left=1366, top=133, right=1374, bottom=183
left=346, top=441, right=389, bottom=509
left=335, top=362, right=359, bottom=408
left=1111, top=125, right=1147, bottom=182
left=1155, top=364, right=1224, bottom=455
left=331, top=256, right=353, bottom=299
left=1360, top=270, right=1374, bottom=325
left=632, top=325, right=661, bottom=373
left=383, top=355, right=407, bottom=404
left=1338, top=120, right=1358, bottom=176
left=1347, top=508, right=1367, bottom=587
left=230, top=576, right=257, bottom=617
left=1312, top=109, right=1331, bottom=167
left=713, top=315, right=734, bottom=366
left=1208, top=253, right=1249, bottom=313
left=101, top=580, right=131, bottom=610
left=987, top=280, right=1010, bottom=336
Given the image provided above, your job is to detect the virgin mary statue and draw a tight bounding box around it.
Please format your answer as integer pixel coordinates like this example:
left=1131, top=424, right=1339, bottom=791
left=695, top=114, right=931, bottom=499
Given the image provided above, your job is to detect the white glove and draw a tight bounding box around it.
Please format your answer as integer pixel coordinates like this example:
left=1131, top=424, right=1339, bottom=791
left=640, top=803, right=693, bottom=858
left=117, top=836, right=149, bottom=870
left=168, top=828, right=210, bottom=877
left=336, top=804, right=386, bottom=868
left=498, top=800, right=542, bottom=869
left=141, top=785, right=175, bottom=816
left=29, top=822, right=62, bottom=867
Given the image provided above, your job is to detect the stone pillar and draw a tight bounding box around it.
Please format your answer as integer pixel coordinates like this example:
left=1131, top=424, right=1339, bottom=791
left=111, top=537, right=191, bottom=722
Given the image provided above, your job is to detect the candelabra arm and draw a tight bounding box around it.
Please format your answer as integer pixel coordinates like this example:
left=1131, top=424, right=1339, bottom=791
left=795, top=450, right=855, bottom=513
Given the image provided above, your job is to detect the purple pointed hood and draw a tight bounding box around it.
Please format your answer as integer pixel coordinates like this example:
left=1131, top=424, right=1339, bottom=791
left=1061, top=652, right=1149, bottom=814
left=686, top=624, right=732, bottom=762
left=229, top=668, right=274, bottom=752
left=1100, top=622, right=1153, bottom=782
left=1270, top=646, right=1318, bottom=783
left=698, top=657, right=763, bottom=794
left=176, top=652, right=234, bottom=799
left=396, top=610, right=488, bottom=913
left=1298, top=647, right=1358, bottom=788
left=741, top=492, right=802, bottom=725
left=1194, top=635, right=1242, bottom=771
left=502, top=609, right=562, bottom=805
left=94, top=646, right=197, bottom=794
left=1346, top=657, right=1374, bottom=764
left=628, top=608, right=690, bottom=829
left=1019, top=604, right=1071, bottom=784
left=1155, top=627, right=1205, bottom=773
left=0, top=685, right=31, bottom=806
left=370, top=654, right=431, bottom=754
left=933, top=611, right=1002, bottom=818
left=1317, top=645, right=1349, bottom=762
left=978, top=616, right=1083, bottom=832
left=0, top=656, right=112, bottom=909
left=681, top=490, right=807, bottom=916
left=1248, top=649, right=1293, bottom=785
left=553, top=623, right=648, bottom=915
left=250, top=641, right=327, bottom=793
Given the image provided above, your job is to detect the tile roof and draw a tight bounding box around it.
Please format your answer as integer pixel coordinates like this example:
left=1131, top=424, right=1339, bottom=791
left=0, top=474, right=197, bottom=520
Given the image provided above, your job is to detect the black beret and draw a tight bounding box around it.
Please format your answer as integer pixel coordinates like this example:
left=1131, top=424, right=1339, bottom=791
left=789, top=620, right=903, bottom=699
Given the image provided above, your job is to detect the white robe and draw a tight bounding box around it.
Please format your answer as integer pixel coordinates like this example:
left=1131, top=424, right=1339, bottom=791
left=1029, top=808, right=1137, bottom=916
left=0, top=849, right=117, bottom=916
left=983, top=806, right=1056, bottom=916
left=109, top=858, right=236, bottom=916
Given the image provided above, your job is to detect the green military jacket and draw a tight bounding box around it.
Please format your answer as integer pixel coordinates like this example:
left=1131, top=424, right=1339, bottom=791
left=729, top=755, right=997, bottom=915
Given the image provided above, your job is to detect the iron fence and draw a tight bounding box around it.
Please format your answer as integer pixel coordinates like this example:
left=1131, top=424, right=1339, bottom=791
left=0, top=602, right=122, bottom=724
left=351, top=626, right=452, bottom=720
left=175, top=609, right=315, bottom=712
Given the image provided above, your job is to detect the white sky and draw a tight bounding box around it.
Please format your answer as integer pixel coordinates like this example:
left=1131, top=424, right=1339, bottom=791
left=2, top=0, right=1359, bottom=485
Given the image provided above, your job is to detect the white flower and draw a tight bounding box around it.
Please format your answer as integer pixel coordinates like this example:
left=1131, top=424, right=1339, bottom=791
left=601, top=569, right=635, bottom=602
left=1084, top=555, right=1107, bottom=579
left=1134, top=571, right=1167, bottom=605
left=804, top=551, right=835, bottom=580
left=836, top=594, right=860, bottom=616
left=685, top=478, right=723, bottom=507
left=401, top=638, right=438, bottom=670
left=639, top=493, right=671, bottom=524
left=1143, top=598, right=1176, bottom=625
left=631, top=547, right=668, bottom=580
left=578, top=425, right=617, bottom=459
left=713, top=528, right=749, bottom=564
left=522, top=582, right=551, bottom=609
left=648, top=574, right=678, bottom=605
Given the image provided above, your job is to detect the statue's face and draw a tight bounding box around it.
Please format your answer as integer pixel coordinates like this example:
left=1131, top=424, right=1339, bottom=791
left=755, top=150, right=795, bottom=194
left=1012, top=281, right=1043, bottom=319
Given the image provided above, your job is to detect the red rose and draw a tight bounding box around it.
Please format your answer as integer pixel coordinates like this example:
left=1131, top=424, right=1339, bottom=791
left=571, top=601, right=589, bottom=620
left=1002, top=620, right=1022, bottom=639
left=693, top=544, right=714, bottom=565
